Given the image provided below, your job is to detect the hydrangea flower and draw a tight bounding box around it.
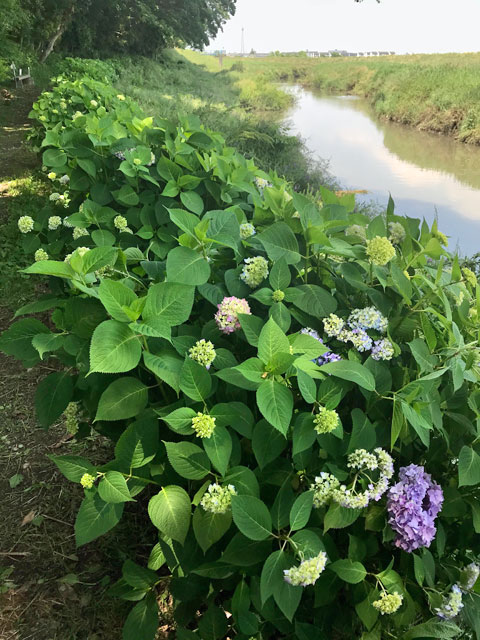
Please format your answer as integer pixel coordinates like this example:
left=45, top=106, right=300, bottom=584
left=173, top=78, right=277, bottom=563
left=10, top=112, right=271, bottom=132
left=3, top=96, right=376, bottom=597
left=72, top=111, right=83, bottom=120
left=200, top=483, right=237, bottom=514
left=366, top=236, right=396, bottom=266
left=73, top=227, right=90, bottom=240
left=333, top=448, right=394, bottom=509
left=191, top=412, right=216, bottom=438
left=49, top=192, right=61, bottom=202
left=215, top=296, right=251, bottom=334
left=47, top=172, right=57, bottom=180
left=373, top=591, right=403, bottom=615
left=18, top=216, right=34, bottom=233
left=254, top=177, right=272, bottom=193
left=240, top=256, right=269, bottom=288
left=345, top=224, right=366, bottom=240
left=463, top=267, right=477, bottom=288
left=80, top=473, right=95, bottom=489
left=347, top=327, right=373, bottom=352
left=63, top=218, right=74, bottom=228
left=371, top=338, right=395, bottom=361
left=435, top=585, right=463, bottom=619
left=283, top=552, right=328, bottom=587
left=48, top=216, right=62, bottom=230
left=434, top=230, right=449, bottom=247
left=387, top=464, right=444, bottom=552
left=64, top=402, right=79, bottom=435
left=388, top=222, right=406, bottom=245
left=313, top=406, right=339, bottom=434
left=117, top=94, right=125, bottom=101
left=114, top=215, right=128, bottom=230
left=34, top=248, right=49, bottom=262
left=323, top=314, right=345, bottom=338
left=59, top=174, right=70, bottom=185
left=311, top=472, right=340, bottom=508
left=300, top=328, right=341, bottom=366
left=240, top=223, right=256, bottom=239
left=189, top=339, right=216, bottom=369
left=90, top=99, right=98, bottom=108
left=348, top=307, right=388, bottom=333
left=272, top=290, right=285, bottom=302
left=460, top=562, right=480, bottom=591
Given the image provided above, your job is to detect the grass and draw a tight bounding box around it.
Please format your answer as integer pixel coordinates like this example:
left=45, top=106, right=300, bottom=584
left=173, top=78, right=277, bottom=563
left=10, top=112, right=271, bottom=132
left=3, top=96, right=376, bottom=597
left=202, top=51, right=480, bottom=144
left=113, top=50, right=335, bottom=192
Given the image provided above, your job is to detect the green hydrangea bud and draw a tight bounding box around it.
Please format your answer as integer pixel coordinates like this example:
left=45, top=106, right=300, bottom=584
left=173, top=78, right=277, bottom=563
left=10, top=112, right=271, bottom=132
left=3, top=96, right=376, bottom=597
left=80, top=473, right=96, bottom=489
left=114, top=215, right=128, bottom=230
left=372, top=591, right=403, bottom=615
left=272, top=289, right=285, bottom=302
left=462, top=267, right=477, bottom=288
left=189, top=339, right=216, bottom=369
left=366, top=236, right=396, bottom=266
left=64, top=402, right=79, bottom=435
left=200, top=483, right=237, bottom=513
left=18, top=216, right=34, bottom=233
left=191, top=412, right=216, bottom=438
left=34, top=248, right=49, bottom=262
left=313, top=406, right=339, bottom=434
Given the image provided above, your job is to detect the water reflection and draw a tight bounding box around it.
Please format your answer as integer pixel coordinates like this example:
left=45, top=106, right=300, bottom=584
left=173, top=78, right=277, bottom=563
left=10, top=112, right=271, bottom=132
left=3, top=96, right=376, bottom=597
left=284, top=87, right=480, bottom=255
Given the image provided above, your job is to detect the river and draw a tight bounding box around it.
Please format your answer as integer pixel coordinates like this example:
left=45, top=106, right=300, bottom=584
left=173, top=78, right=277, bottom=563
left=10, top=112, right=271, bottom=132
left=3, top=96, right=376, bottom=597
left=285, top=86, right=480, bottom=256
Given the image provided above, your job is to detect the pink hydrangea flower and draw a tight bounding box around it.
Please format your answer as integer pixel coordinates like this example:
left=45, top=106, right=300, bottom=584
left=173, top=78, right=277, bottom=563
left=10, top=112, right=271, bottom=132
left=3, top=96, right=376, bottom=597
left=214, top=296, right=251, bottom=334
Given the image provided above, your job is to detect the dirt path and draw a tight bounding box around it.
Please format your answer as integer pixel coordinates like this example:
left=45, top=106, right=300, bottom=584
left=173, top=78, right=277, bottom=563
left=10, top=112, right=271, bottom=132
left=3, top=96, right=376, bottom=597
left=0, top=87, right=129, bottom=640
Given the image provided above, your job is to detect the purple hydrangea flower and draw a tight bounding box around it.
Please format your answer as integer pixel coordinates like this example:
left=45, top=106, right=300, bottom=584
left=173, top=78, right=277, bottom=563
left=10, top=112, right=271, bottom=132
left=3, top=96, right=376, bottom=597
left=387, top=464, right=444, bottom=552
left=300, top=327, right=341, bottom=366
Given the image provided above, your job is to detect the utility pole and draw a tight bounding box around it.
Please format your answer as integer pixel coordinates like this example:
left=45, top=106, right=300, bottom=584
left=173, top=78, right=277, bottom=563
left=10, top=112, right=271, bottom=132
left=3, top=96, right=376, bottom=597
left=241, top=27, right=245, bottom=56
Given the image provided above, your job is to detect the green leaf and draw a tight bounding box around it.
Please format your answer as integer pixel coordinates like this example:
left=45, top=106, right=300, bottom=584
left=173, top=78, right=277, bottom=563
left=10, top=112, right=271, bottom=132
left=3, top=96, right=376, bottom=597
left=403, top=621, right=462, bottom=639
left=329, top=559, right=367, bottom=584
left=355, top=589, right=379, bottom=631
left=290, top=529, right=325, bottom=558
left=162, top=407, right=196, bottom=435
left=256, top=379, right=293, bottom=436
left=114, top=415, right=159, bottom=469
left=458, top=446, right=480, bottom=487
left=179, top=358, right=212, bottom=401
left=180, top=190, right=204, bottom=214
left=143, top=282, right=194, bottom=326
left=122, top=594, right=158, bottom=640
left=95, top=377, right=148, bottom=422
left=49, top=455, right=96, bottom=482
left=221, top=533, right=271, bottom=566
left=0, top=318, right=49, bottom=366
left=347, top=409, right=376, bottom=453
left=98, top=280, right=137, bottom=323
left=289, top=491, right=314, bottom=531
left=35, top=371, right=73, bottom=428
left=231, top=495, right=272, bottom=541
left=269, top=257, right=291, bottom=290
left=258, top=222, right=300, bottom=264
left=257, top=317, right=289, bottom=366
left=391, top=263, right=412, bottom=302
left=98, top=471, right=133, bottom=503
left=319, top=360, right=375, bottom=391
left=252, top=419, right=287, bottom=469
left=23, top=260, right=75, bottom=279
left=288, top=284, right=337, bottom=318
left=238, top=314, right=264, bottom=347
left=114, top=184, right=139, bottom=207
left=89, top=320, right=141, bottom=374
left=193, top=508, right=232, bottom=553
left=164, top=441, right=211, bottom=480
left=198, top=605, right=228, bottom=640
left=32, top=333, right=65, bottom=359
left=203, top=426, right=232, bottom=476
left=81, top=247, right=117, bottom=274
left=260, top=550, right=289, bottom=604
left=123, top=560, right=157, bottom=590
left=324, top=503, right=361, bottom=532
left=210, top=402, right=254, bottom=438
left=143, top=351, right=182, bottom=394
left=148, top=485, right=191, bottom=544
left=75, top=493, right=124, bottom=546
left=297, top=370, right=317, bottom=404
left=166, top=246, right=210, bottom=285
left=391, top=397, right=405, bottom=449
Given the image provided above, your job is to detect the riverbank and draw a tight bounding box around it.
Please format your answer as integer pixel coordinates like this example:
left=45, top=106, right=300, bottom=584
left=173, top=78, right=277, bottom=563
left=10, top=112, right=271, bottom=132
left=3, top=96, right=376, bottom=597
left=205, top=51, right=480, bottom=145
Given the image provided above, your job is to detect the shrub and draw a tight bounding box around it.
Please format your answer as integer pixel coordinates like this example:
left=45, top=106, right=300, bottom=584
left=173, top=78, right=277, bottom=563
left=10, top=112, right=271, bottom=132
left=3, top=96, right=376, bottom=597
left=1, top=73, right=480, bottom=640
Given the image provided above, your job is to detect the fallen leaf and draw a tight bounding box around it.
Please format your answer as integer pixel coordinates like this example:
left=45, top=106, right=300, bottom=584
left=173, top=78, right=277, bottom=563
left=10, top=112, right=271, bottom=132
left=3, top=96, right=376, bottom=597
left=21, top=510, right=35, bottom=526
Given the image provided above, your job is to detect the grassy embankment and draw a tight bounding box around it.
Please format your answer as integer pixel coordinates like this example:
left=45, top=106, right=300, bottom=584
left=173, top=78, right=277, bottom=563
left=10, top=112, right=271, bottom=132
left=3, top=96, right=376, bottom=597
left=210, top=51, right=480, bottom=144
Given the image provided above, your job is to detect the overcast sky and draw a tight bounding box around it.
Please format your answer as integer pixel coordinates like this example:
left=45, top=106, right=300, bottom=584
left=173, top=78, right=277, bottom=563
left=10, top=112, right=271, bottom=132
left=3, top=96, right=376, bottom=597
left=208, top=0, right=480, bottom=54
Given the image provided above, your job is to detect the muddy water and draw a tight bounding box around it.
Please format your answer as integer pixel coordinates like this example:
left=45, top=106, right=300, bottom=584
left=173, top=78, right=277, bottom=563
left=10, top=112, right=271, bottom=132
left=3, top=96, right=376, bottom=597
left=285, top=87, right=480, bottom=255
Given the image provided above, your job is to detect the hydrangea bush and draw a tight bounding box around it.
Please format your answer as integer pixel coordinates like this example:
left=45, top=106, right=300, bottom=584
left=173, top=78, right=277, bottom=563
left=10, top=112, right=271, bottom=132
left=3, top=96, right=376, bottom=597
left=1, top=71, right=480, bottom=640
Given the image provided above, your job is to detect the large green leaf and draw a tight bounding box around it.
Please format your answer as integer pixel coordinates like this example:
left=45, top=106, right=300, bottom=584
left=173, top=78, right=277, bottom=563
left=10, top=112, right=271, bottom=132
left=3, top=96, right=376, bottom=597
left=89, top=320, right=141, bottom=374
left=231, top=495, right=272, bottom=541
left=203, top=425, right=232, bottom=476
left=122, top=594, right=158, bottom=640
left=257, top=317, right=289, bottom=366
left=0, top=318, right=49, bottom=366
left=179, top=357, right=212, bottom=401
left=329, top=559, right=367, bottom=584
left=35, top=371, right=73, bottom=428
left=95, top=377, right=148, bottom=421
left=75, top=493, right=124, bottom=546
left=164, top=441, right=211, bottom=480
left=256, top=379, right=293, bottom=436
left=289, top=491, right=314, bottom=531
left=319, top=360, right=375, bottom=391
left=114, top=414, right=159, bottom=469
left=98, top=280, right=137, bottom=323
left=143, top=351, right=183, bottom=394
left=180, top=190, right=204, bottom=214
left=458, top=446, right=480, bottom=487
left=148, top=485, right=191, bottom=544
left=98, top=471, right=133, bottom=503
left=258, top=222, right=300, bottom=264
left=49, top=455, right=96, bottom=482
left=143, top=282, right=194, bottom=326
left=193, top=507, right=232, bottom=553
left=166, top=246, right=211, bottom=285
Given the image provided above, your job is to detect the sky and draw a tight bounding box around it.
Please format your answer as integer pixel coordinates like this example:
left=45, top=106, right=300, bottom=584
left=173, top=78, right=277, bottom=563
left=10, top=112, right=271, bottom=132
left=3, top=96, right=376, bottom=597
left=208, top=0, right=480, bottom=55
